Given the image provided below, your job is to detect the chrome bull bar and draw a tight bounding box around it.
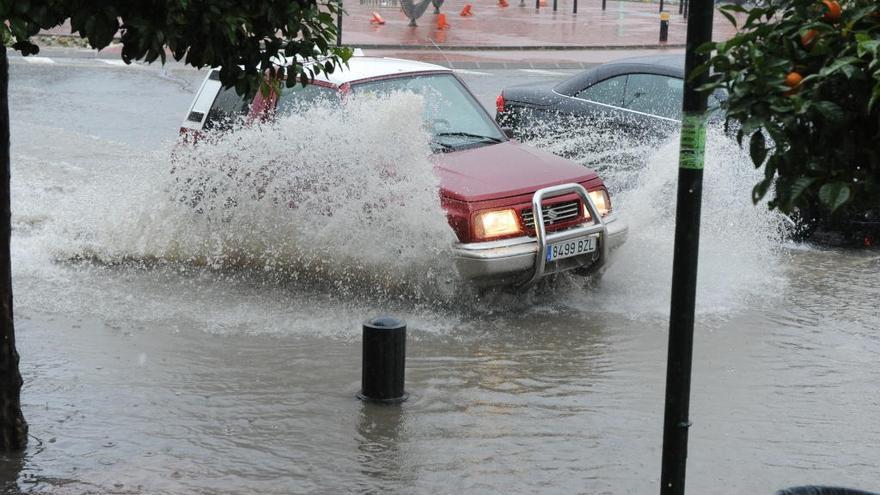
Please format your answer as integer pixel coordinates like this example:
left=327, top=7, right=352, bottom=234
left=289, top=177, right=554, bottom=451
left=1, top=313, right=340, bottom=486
left=521, top=183, right=608, bottom=287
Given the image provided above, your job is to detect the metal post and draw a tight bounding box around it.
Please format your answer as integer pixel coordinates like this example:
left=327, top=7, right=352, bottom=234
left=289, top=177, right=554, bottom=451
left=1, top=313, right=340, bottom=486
left=553, top=0, right=557, bottom=11
left=573, top=0, right=578, bottom=14
left=659, top=0, right=665, bottom=12
left=336, top=0, right=343, bottom=47
left=357, top=317, right=408, bottom=403
left=683, top=0, right=689, bottom=18
left=658, top=0, right=713, bottom=493
left=602, top=0, right=606, bottom=10
left=678, top=0, right=684, bottom=14
left=659, top=11, right=670, bottom=42
left=536, top=0, right=540, bottom=9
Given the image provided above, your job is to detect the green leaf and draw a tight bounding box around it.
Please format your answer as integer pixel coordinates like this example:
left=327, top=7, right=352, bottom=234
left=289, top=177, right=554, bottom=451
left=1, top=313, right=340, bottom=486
left=719, top=3, right=749, bottom=15
left=812, top=101, right=845, bottom=123
left=818, top=182, right=851, bottom=212
left=789, top=177, right=815, bottom=203
left=752, top=178, right=772, bottom=204
left=718, top=8, right=737, bottom=28
left=819, top=57, right=862, bottom=78
left=749, top=130, right=767, bottom=167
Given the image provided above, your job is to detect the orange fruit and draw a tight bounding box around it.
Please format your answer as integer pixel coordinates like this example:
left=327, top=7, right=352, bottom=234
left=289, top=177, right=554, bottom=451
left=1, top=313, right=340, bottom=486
left=800, top=29, right=819, bottom=48
left=821, top=0, right=841, bottom=22
left=784, top=72, right=803, bottom=88
left=783, top=71, right=803, bottom=96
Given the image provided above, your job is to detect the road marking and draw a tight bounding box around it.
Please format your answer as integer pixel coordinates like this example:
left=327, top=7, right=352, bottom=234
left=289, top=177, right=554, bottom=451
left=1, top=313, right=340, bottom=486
left=519, top=69, right=568, bottom=76
left=454, top=69, right=491, bottom=76
left=23, top=56, right=55, bottom=64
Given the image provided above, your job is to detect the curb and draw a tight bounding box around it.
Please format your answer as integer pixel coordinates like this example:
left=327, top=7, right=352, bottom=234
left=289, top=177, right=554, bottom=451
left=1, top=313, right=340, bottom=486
left=348, top=43, right=687, bottom=51
left=14, top=43, right=685, bottom=71
left=30, top=34, right=685, bottom=52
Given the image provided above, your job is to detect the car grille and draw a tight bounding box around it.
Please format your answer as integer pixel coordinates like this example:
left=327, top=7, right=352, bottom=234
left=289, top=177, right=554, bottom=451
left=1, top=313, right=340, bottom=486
left=521, top=200, right=581, bottom=228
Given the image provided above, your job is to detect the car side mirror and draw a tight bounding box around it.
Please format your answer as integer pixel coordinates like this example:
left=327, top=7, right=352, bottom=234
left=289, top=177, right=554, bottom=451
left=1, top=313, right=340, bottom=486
left=502, top=127, right=515, bottom=139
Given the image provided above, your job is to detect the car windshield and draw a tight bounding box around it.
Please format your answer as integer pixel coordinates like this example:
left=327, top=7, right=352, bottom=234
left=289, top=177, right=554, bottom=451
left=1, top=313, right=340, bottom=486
left=275, top=83, right=340, bottom=116
left=350, top=74, right=506, bottom=152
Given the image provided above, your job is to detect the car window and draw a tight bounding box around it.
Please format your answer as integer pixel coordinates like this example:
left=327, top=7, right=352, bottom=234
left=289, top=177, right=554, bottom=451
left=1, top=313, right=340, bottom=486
left=623, top=74, right=683, bottom=120
left=575, top=75, right=626, bottom=106
left=351, top=74, right=505, bottom=150
left=203, top=84, right=250, bottom=131
left=275, top=84, right=339, bottom=116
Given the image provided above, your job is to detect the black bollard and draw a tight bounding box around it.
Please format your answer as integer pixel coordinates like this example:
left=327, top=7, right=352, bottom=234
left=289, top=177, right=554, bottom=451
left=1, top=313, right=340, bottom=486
left=357, top=316, right=408, bottom=403
left=659, top=11, right=670, bottom=43
left=601, top=0, right=606, bottom=10
left=553, top=0, right=557, bottom=11
left=573, top=0, right=577, bottom=14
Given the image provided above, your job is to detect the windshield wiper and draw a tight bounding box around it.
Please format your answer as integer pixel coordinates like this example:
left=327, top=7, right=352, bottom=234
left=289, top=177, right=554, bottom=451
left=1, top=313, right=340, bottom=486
left=435, top=132, right=503, bottom=143
left=430, top=140, right=456, bottom=152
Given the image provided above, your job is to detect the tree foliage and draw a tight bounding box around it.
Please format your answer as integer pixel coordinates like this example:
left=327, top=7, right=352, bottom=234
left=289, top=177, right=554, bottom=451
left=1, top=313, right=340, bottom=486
left=700, top=0, right=880, bottom=217
left=1, top=0, right=351, bottom=95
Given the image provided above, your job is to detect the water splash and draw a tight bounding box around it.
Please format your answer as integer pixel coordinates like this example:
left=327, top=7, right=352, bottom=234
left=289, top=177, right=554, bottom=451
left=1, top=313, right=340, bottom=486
left=555, top=125, right=790, bottom=319
left=11, top=94, right=789, bottom=332
left=11, top=94, right=467, bottom=334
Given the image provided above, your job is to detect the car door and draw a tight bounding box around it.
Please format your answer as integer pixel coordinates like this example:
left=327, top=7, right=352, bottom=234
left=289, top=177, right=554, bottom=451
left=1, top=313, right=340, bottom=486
left=559, top=74, right=630, bottom=130
left=180, top=70, right=250, bottom=135
left=548, top=74, right=651, bottom=163
left=620, top=73, right=683, bottom=141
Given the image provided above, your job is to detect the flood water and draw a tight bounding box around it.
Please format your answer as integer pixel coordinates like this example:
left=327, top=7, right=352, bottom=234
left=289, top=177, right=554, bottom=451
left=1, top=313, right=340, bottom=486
left=5, top=60, right=880, bottom=494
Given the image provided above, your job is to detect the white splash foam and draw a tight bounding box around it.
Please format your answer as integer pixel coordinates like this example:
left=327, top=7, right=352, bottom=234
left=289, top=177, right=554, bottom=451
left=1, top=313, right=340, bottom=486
left=562, top=126, right=790, bottom=318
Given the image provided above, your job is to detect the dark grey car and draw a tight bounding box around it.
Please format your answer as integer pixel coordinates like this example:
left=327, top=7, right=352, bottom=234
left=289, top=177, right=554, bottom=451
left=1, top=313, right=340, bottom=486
left=496, top=55, right=686, bottom=141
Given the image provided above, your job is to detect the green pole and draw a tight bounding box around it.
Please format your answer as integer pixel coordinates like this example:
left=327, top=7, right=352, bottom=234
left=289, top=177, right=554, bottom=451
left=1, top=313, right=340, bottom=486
left=659, top=0, right=713, bottom=493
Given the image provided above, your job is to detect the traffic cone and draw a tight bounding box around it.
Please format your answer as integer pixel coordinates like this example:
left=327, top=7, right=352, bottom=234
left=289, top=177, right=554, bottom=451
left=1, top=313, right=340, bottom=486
left=370, top=12, right=386, bottom=24
left=437, top=13, right=451, bottom=29
left=460, top=3, right=474, bottom=15
left=498, top=0, right=509, bottom=7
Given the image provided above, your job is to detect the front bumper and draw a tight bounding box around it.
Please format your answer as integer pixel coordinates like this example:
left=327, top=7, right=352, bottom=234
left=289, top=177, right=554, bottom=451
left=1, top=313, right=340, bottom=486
left=453, top=184, right=628, bottom=287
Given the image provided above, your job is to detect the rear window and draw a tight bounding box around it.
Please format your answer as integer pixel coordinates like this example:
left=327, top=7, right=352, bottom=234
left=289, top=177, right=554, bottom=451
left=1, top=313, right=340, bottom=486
left=203, top=72, right=250, bottom=131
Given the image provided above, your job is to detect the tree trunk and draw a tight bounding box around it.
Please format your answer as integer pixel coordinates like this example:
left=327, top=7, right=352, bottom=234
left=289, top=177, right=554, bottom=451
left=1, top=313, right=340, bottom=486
left=0, top=47, right=28, bottom=451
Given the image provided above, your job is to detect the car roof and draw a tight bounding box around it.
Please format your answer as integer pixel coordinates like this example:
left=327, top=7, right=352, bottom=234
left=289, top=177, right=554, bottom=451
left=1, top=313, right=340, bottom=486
left=603, top=54, right=684, bottom=71
left=314, top=56, right=452, bottom=86
left=554, top=54, right=684, bottom=96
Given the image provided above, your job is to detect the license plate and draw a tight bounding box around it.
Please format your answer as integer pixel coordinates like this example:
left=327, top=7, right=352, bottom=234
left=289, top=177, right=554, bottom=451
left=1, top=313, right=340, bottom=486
left=546, top=235, right=597, bottom=262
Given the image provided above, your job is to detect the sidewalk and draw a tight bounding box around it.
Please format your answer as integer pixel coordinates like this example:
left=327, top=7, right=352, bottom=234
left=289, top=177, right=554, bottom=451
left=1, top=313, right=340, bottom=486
left=339, top=0, right=737, bottom=48
left=34, top=1, right=738, bottom=68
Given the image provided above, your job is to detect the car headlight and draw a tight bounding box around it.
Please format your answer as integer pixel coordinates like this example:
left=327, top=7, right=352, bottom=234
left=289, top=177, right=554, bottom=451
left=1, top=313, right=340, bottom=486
left=474, top=208, right=522, bottom=240
left=586, top=189, right=611, bottom=218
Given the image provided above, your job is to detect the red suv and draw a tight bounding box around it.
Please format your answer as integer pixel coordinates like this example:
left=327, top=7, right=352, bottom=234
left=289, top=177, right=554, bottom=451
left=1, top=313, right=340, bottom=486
left=180, top=56, right=628, bottom=287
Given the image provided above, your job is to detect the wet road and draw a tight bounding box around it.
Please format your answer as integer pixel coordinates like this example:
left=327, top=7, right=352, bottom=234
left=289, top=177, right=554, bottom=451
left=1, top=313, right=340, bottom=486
left=4, top=57, right=880, bottom=494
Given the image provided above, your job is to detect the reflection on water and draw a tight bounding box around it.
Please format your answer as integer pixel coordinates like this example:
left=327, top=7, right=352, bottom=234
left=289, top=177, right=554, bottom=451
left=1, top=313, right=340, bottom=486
left=356, top=403, right=409, bottom=489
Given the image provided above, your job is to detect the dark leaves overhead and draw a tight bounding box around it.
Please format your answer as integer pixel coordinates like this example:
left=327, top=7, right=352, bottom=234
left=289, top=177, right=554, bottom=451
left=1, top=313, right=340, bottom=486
left=2, top=0, right=351, bottom=98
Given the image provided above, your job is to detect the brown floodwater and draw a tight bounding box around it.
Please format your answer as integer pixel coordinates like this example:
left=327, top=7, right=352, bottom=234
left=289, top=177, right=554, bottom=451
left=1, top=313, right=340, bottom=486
left=4, top=58, right=879, bottom=494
